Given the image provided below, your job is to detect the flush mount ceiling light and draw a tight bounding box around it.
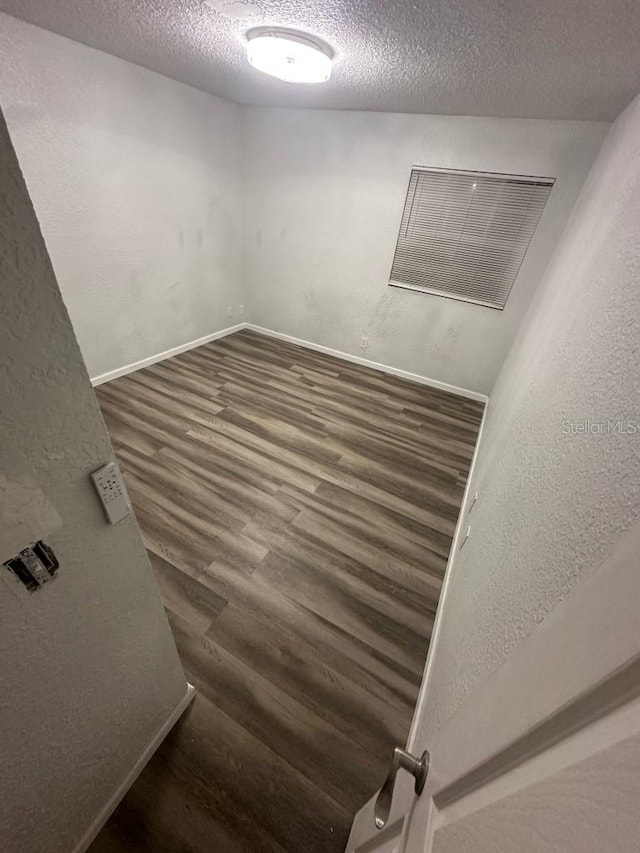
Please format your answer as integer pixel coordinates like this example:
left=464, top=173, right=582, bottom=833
left=246, top=29, right=333, bottom=84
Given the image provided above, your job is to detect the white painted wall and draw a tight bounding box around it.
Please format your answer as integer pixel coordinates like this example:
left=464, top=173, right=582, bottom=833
left=0, top=13, right=244, bottom=381
left=243, top=108, right=608, bottom=395
left=415, top=88, right=640, bottom=741
left=0, top=108, right=188, bottom=852
left=0, top=15, right=608, bottom=395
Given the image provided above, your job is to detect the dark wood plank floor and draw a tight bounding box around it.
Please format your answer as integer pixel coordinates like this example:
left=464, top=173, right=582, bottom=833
left=89, top=330, right=483, bottom=853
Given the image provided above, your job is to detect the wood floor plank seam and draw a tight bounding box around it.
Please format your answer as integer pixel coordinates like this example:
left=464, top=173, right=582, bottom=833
left=91, top=329, right=483, bottom=853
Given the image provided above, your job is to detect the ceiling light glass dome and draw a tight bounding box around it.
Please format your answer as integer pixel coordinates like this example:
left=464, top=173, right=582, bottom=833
left=246, top=30, right=333, bottom=84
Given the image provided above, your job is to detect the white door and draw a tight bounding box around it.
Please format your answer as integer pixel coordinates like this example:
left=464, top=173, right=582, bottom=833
left=346, top=518, right=640, bottom=853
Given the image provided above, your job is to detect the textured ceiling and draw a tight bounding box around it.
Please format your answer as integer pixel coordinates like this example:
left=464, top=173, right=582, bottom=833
left=1, top=0, right=639, bottom=120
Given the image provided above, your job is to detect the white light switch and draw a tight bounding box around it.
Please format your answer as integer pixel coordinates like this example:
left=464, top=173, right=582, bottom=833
left=91, top=462, right=131, bottom=525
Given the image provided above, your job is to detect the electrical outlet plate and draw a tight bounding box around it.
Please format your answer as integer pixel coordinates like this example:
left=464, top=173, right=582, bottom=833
left=360, top=335, right=369, bottom=349
left=91, top=462, right=131, bottom=525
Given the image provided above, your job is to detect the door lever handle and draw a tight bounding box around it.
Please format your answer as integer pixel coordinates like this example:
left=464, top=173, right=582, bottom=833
left=374, top=747, right=429, bottom=830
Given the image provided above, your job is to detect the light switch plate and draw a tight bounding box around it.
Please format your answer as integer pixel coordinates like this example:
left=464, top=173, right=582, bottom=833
left=91, top=462, right=131, bottom=525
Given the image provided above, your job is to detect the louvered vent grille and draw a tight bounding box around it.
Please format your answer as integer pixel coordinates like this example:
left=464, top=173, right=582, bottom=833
left=389, top=167, right=555, bottom=309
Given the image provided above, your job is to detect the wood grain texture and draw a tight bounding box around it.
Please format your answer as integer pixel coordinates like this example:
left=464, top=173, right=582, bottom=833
left=89, top=330, right=482, bottom=853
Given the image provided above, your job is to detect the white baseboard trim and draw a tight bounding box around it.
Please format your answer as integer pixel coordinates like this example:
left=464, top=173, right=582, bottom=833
left=91, top=320, right=488, bottom=403
left=72, top=683, right=196, bottom=853
left=406, top=402, right=488, bottom=751
left=91, top=324, right=247, bottom=386
left=244, top=324, right=488, bottom=403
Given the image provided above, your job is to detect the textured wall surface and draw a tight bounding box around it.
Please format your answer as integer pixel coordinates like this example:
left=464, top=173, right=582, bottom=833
left=0, top=13, right=244, bottom=380
left=1, top=0, right=640, bottom=120
left=0, top=109, right=187, bottom=853
left=416, top=90, right=640, bottom=740
left=0, top=16, right=609, bottom=394
left=243, top=108, right=607, bottom=394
